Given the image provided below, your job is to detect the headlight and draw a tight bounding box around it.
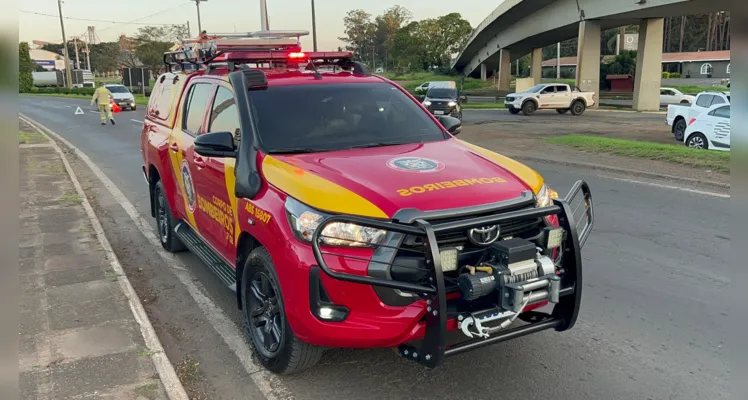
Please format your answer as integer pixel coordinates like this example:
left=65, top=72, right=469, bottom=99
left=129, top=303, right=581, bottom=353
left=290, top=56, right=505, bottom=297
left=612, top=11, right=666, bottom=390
left=285, top=197, right=386, bottom=247
left=448, top=101, right=457, bottom=107
left=423, top=100, right=432, bottom=106
left=535, top=184, right=559, bottom=208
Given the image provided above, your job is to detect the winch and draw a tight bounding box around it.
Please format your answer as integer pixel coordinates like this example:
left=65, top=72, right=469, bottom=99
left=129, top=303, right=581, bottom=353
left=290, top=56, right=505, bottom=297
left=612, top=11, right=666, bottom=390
left=456, top=237, right=561, bottom=338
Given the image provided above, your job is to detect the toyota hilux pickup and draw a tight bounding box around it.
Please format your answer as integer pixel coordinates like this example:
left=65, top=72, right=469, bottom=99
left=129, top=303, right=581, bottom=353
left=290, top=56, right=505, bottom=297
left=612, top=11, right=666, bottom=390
left=140, top=30, right=594, bottom=375
left=505, top=83, right=596, bottom=116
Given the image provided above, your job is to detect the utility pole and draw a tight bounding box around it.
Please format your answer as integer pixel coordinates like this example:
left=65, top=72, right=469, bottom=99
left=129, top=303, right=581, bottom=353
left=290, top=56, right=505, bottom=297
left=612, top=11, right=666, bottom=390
left=57, top=0, right=73, bottom=88
left=311, top=0, right=318, bottom=51
left=556, top=42, right=561, bottom=79
left=72, top=37, right=80, bottom=69
left=260, top=0, right=269, bottom=31
left=186, top=21, right=191, bottom=37
left=84, top=40, right=91, bottom=71
left=193, top=0, right=205, bottom=33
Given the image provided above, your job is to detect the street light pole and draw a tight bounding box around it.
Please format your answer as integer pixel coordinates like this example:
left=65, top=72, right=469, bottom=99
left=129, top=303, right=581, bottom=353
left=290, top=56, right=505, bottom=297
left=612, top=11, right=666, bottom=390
left=311, top=0, right=318, bottom=51
left=193, top=0, right=204, bottom=33
left=57, top=0, right=73, bottom=88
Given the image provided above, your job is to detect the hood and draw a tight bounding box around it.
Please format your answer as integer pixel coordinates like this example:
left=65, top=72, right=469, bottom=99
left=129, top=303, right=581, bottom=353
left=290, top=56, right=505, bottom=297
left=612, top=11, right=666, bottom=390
left=262, top=139, right=539, bottom=218
left=111, top=92, right=133, bottom=100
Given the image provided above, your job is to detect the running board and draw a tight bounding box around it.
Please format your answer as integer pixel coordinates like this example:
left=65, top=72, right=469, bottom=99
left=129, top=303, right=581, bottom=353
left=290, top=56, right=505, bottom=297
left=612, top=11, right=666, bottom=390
left=174, top=222, right=237, bottom=291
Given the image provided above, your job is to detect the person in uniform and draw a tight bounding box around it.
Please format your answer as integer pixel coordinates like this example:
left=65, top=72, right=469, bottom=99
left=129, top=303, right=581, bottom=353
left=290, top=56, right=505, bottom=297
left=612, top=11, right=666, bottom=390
left=91, top=82, right=115, bottom=125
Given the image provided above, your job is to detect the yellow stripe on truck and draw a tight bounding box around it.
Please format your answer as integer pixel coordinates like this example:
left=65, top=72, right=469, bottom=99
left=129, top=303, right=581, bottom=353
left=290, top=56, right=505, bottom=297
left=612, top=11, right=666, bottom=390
left=262, top=156, right=389, bottom=219
left=224, top=158, right=241, bottom=245
left=457, top=140, right=544, bottom=194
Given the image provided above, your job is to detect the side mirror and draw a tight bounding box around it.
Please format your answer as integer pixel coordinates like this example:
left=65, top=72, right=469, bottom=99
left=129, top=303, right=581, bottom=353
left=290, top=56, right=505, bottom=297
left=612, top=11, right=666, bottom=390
left=459, top=95, right=467, bottom=103
left=194, top=131, right=237, bottom=158
left=437, top=115, right=462, bottom=135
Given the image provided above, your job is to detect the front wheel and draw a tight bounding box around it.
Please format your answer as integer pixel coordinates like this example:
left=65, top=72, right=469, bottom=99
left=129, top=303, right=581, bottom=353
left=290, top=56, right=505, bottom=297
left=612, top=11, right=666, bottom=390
left=521, top=101, right=536, bottom=116
left=508, top=107, right=520, bottom=115
left=154, top=181, right=186, bottom=253
left=241, top=247, right=324, bottom=375
left=570, top=100, right=586, bottom=115
left=686, top=133, right=708, bottom=150
left=673, top=119, right=687, bottom=141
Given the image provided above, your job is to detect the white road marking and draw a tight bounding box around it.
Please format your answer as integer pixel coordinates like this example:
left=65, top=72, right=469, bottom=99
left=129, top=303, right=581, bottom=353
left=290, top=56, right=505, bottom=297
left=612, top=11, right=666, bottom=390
left=20, top=115, right=190, bottom=400
left=19, top=114, right=290, bottom=400
left=131, top=119, right=144, bottom=124
left=606, top=176, right=730, bottom=198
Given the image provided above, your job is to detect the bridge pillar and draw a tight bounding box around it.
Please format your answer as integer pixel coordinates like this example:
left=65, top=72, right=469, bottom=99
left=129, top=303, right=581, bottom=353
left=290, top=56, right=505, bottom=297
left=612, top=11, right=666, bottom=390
left=633, top=18, right=664, bottom=111
left=480, top=63, right=487, bottom=81
left=498, top=49, right=511, bottom=91
left=531, top=48, right=543, bottom=85
left=575, top=20, right=601, bottom=108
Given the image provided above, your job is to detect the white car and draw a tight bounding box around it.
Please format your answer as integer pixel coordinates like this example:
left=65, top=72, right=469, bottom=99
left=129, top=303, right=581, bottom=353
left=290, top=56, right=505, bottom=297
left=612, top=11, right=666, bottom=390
left=104, top=84, right=137, bottom=111
left=683, top=103, right=730, bottom=151
left=414, top=80, right=456, bottom=94
left=666, top=91, right=730, bottom=141
left=660, top=87, right=694, bottom=105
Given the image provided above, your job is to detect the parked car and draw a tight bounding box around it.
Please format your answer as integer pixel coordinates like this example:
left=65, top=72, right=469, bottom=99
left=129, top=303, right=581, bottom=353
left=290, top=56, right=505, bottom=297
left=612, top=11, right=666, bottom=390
left=683, top=103, right=730, bottom=151
left=666, top=91, right=730, bottom=141
left=414, top=80, right=456, bottom=94
left=422, top=86, right=464, bottom=120
left=103, top=84, right=137, bottom=111
left=659, top=87, right=694, bottom=105
left=504, top=83, right=596, bottom=116
left=141, top=31, right=594, bottom=375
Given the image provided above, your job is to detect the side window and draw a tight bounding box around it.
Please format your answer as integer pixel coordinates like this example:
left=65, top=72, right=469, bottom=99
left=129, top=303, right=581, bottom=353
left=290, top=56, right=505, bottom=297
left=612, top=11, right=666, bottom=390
left=182, top=83, right=213, bottom=135
left=209, top=87, right=241, bottom=145
left=555, top=85, right=568, bottom=93
left=540, top=86, right=555, bottom=94
left=695, top=95, right=713, bottom=108
left=712, top=105, right=730, bottom=119
left=710, top=96, right=726, bottom=106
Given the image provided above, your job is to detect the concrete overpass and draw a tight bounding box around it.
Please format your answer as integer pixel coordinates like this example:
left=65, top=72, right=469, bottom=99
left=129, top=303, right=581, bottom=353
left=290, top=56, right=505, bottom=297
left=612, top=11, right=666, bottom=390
left=451, top=0, right=732, bottom=110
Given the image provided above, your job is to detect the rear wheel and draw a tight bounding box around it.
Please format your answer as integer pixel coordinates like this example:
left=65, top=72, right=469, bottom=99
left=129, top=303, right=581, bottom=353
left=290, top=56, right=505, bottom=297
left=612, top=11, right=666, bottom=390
left=673, top=118, right=687, bottom=141
left=154, top=181, right=186, bottom=253
left=508, top=107, right=520, bottom=115
left=241, top=247, right=324, bottom=375
left=556, top=108, right=569, bottom=114
left=570, top=100, right=586, bottom=116
left=521, top=101, right=536, bottom=116
left=686, top=132, right=708, bottom=150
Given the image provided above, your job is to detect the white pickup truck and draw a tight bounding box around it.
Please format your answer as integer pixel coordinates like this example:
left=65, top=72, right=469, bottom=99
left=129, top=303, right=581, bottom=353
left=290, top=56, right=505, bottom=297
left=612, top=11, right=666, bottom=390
left=504, top=83, right=596, bottom=116
left=666, top=91, right=730, bottom=141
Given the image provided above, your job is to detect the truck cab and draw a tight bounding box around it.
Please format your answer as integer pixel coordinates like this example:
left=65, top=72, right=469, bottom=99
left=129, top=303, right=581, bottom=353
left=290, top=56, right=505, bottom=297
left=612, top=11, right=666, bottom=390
left=666, top=91, right=730, bottom=141
left=504, top=83, right=596, bottom=116
left=140, top=30, right=594, bottom=375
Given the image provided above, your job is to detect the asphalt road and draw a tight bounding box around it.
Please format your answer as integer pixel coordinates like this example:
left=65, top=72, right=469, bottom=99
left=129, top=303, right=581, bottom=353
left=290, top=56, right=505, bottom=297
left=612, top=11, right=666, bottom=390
left=20, top=96, right=729, bottom=400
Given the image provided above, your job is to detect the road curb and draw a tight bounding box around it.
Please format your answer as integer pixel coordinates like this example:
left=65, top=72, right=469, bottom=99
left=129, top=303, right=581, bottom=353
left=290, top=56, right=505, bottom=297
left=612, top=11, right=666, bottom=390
left=505, top=153, right=730, bottom=191
left=19, top=114, right=190, bottom=400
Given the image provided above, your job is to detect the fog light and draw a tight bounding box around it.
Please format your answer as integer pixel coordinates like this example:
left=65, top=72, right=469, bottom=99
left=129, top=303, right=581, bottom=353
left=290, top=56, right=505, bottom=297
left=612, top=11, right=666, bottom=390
left=545, top=227, right=564, bottom=249
left=317, top=306, right=347, bottom=321
left=439, top=249, right=458, bottom=272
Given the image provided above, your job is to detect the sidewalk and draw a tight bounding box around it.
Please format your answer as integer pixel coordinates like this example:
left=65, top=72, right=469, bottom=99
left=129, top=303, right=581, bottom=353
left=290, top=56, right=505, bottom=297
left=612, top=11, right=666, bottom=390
left=18, top=123, right=175, bottom=399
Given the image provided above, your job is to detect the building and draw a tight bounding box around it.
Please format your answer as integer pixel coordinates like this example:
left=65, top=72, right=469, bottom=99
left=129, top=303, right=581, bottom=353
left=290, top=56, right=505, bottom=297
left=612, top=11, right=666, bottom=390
left=541, top=50, right=731, bottom=79
left=29, top=48, right=68, bottom=71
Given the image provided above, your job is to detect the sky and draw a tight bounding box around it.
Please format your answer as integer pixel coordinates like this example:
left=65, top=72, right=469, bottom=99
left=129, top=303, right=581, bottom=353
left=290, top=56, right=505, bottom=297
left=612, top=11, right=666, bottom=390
left=19, top=1, right=501, bottom=51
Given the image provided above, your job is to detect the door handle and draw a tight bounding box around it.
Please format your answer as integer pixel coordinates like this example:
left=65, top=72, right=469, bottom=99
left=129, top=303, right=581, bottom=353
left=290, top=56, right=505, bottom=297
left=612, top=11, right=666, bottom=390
left=169, top=142, right=179, bottom=152
left=193, top=156, right=206, bottom=168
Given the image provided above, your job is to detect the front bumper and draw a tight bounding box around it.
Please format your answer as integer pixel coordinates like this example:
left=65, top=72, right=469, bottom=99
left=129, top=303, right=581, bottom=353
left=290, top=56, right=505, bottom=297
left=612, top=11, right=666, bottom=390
left=310, top=181, right=594, bottom=368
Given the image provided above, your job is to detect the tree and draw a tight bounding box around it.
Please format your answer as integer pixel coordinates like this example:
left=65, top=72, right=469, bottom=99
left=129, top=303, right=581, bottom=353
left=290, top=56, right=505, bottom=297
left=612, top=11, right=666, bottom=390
left=19, top=42, right=35, bottom=92
left=132, top=25, right=181, bottom=75
left=373, top=6, right=413, bottom=71
left=391, top=13, right=472, bottom=71
left=339, top=10, right=376, bottom=62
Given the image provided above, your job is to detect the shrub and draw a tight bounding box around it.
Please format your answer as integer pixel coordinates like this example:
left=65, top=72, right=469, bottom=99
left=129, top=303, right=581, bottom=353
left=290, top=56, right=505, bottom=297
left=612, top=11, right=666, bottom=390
left=29, top=86, right=39, bottom=93
left=59, top=87, right=71, bottom=94
left=669, top=72, right=681, bottom=78
left=662, top=71, right=670, bottom=79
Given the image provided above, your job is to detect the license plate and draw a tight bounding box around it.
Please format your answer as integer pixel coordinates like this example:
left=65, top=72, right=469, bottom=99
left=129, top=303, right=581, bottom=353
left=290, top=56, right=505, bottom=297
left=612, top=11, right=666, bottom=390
left=434, top=110, right=444, bottom=115
left=439, top=249, right=458, bottom=272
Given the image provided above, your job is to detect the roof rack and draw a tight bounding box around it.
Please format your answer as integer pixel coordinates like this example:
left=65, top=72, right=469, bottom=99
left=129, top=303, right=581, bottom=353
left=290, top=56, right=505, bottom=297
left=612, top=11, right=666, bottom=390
left=163, top=30, right=310, bottom=72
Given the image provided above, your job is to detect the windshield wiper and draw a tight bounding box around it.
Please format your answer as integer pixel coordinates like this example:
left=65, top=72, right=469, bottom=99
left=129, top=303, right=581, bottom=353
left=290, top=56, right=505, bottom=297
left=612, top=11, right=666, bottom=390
left=347, top=140, right=416, bottom=149
left=268, top=147, right=323, bottom=154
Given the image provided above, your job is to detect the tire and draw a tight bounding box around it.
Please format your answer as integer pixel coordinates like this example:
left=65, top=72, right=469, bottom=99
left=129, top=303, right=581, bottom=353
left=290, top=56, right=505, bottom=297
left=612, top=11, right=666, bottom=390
left=521, top=101, right=536, bottom=116
left=508, top=107, right=520, bottom=115
left=556, top=108, right=569, bottom=114
left=570, top=100, right=586, bottom=116
left=673, top=118, right=687, bottom=141
left=154, top=180, right=186, bottom=253
left=685, top=132, right=709, bottom=150
left=131, top=105, right=137, bottom=111
left=241, top=247, right=324, bottom=375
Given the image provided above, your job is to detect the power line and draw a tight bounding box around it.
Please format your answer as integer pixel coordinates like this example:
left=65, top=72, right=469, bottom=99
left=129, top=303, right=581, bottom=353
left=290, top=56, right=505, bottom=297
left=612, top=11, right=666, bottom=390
left=96, top=2, right=192, bottom=33
left=19, top=9, right=177, bottom=25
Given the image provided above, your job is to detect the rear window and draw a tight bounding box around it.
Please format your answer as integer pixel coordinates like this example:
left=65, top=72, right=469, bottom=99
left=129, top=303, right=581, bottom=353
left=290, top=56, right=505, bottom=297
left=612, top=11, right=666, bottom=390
left=249, top=82, right=447, bottom=153
left=695, top=94, right=713, bottom=107
left=147, top=73, right=183, bottom=124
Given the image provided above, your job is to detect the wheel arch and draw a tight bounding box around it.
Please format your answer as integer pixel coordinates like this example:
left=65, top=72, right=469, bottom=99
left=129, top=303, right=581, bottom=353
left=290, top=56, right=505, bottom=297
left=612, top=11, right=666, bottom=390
left=235, top=231, right=261, bottom=310
left=672, top=116, right=685, bottom=133
left=522, top=97, right=539, bottom=108
left=147, top=164, right=161, bottom=218
left=572, top=97, right=587, bottom=107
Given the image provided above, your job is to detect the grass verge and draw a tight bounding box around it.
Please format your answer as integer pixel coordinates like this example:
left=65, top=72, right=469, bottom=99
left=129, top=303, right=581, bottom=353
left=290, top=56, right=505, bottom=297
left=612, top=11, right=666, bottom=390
left=546, top=135, right=729, bottom=172
left=22, top=92, right=149, bottom=105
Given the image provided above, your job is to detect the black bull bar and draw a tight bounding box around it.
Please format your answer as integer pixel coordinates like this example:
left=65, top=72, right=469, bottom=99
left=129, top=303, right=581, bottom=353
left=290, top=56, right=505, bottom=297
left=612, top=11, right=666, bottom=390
left=311, top=180, right=594, bottom=368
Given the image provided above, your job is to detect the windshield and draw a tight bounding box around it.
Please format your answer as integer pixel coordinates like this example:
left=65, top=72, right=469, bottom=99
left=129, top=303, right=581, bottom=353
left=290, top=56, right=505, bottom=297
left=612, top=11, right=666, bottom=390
left=106, top=86, right=131, bottom=94
left=249, top=82, right=448, bottom=153
left=426, top=88, right=457, bottom=98
left=522, top=84, right=545, bottom=93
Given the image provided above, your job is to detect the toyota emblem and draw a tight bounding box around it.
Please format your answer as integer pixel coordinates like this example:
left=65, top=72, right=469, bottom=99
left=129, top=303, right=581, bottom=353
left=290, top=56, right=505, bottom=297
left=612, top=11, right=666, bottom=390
left=467, top=225, right=501, bottom=246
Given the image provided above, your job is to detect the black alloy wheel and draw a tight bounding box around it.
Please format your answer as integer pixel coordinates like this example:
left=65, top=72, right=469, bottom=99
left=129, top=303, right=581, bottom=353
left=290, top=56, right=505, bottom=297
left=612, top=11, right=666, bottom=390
left=154, top=181, right=185, bottom=253
left=247, top=270, right=283, bottom=357
left=673, top=119, right=687, bottom=141
left=570, top=100, right=586, bottom=115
